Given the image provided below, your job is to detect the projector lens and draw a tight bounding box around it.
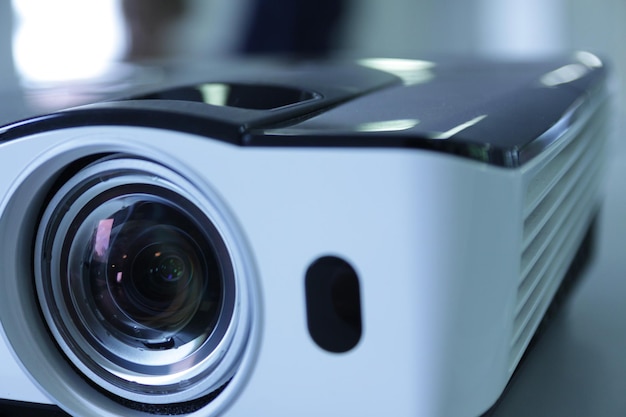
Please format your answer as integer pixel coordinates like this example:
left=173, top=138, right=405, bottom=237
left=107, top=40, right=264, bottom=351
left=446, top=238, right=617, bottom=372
left=34, top=156, right=248, bottom=406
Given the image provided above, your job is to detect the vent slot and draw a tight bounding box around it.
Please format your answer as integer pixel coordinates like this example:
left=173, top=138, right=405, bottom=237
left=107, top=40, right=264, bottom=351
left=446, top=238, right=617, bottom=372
left=508, top=102, right=607, bottom=371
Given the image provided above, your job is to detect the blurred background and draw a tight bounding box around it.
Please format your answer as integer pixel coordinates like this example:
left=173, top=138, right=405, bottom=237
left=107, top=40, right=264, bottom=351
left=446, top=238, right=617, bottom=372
left=0, top=1, right=624, bottom=82
left=0, top=0, right=624, bottom=130
left=0, top=0, right=624, bottom=110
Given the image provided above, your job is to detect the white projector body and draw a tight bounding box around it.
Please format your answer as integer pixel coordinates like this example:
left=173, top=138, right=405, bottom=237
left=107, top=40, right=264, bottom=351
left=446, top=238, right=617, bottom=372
left=0, top=55, right=609, bottom=417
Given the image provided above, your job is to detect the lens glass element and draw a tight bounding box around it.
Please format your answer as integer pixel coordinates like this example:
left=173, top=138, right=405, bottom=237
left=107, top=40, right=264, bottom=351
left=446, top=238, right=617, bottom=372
left=73, top=195, right=223, bottom=347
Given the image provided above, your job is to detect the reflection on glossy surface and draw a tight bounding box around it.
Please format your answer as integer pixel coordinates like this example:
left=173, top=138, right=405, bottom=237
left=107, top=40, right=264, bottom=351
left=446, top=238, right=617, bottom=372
left=199, top=83, right=231, bottom=107
left=540, top=51, right=603, bottom=88
left=574, top=51, right=603, bottom=68
left=358, top=58, right=435, bottom=85
left=429, top=114, right=488, bottom=140
left=356, top=118, right=420, bottom=132
left=540, top=63, right=590, bottom=87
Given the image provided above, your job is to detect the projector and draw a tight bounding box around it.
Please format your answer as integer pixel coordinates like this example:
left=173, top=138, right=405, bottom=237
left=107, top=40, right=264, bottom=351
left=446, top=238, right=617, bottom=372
left=0, top=54, right=609, bottom=417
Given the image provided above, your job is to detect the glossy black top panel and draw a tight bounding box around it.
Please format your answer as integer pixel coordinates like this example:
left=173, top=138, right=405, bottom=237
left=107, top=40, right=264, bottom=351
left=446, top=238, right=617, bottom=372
left=0, top=54, right=608, bottom=167
left=252, top=55, right=608, bottom=166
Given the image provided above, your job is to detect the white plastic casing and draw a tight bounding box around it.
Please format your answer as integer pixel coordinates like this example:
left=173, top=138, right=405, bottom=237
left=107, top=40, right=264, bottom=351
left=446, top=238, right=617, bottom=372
left=0, top=122, right=598, bottom=417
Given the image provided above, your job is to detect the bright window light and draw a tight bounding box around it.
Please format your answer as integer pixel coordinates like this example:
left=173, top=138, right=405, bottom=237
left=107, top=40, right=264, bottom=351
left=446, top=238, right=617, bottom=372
left=12, top=0, right=125, bottom=84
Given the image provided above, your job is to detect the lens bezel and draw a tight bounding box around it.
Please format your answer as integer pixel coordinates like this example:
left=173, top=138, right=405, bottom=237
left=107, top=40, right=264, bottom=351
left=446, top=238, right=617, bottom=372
left=33, top=156, right=248, bottom=403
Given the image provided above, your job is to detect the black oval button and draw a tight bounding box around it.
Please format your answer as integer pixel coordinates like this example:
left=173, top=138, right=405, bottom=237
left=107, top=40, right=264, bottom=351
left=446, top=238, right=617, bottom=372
left=305, top=256, right=362, bottom=353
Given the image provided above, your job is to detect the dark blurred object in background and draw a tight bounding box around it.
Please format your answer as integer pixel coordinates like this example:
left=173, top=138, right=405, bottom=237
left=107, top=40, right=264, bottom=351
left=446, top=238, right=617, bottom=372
left=240, top=0, right=349, bottom=57
left=122, top=0, right=188, bottom=61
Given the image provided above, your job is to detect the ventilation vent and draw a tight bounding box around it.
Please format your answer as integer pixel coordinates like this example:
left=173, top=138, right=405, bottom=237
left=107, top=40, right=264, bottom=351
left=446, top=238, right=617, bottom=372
left=509, top=102, right=608, bottom=371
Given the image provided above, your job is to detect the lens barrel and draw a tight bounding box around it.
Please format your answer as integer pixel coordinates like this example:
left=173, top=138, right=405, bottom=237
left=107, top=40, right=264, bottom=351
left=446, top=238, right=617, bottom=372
left=34, top=157, right=247, bottom=405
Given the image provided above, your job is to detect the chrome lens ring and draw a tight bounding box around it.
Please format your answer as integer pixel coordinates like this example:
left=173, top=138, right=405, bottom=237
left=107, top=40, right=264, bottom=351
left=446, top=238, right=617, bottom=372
left=34, top=156, right=250, bottom=404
